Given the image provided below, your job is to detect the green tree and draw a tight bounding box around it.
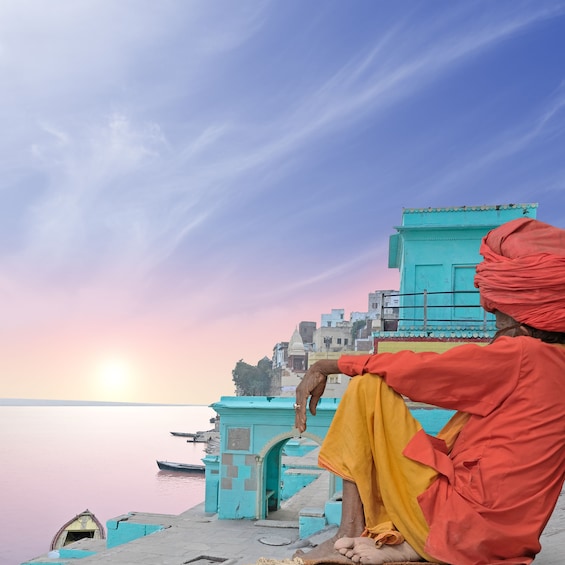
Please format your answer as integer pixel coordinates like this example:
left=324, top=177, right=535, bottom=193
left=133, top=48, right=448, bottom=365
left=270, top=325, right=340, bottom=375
left=351, top=319, right=367, bottom=342
left=232, top=357, right=272, bottom=396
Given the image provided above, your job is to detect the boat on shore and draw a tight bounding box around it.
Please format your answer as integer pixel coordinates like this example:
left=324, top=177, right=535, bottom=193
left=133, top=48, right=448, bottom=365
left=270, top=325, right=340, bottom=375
left=156, top=460, right=205, bottom=473
left=50, top=509, right=105, bottom=550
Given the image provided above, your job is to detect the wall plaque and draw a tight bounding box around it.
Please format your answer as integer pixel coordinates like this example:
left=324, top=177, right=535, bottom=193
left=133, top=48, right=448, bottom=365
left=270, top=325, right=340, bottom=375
left=227, top=427, right=250, bottom=451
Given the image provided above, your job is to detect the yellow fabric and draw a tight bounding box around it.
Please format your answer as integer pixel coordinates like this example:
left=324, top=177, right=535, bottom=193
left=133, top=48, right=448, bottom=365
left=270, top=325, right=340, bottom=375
left=436, top=410, right=470, bottom=451
left=362, top=521, right=405, bottom=548
left=318, top=373, right=464, bottom=563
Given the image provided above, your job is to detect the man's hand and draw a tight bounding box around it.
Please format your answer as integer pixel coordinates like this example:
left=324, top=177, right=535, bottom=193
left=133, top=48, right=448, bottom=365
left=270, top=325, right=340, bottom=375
left=294, top=359, right=340, bottom=433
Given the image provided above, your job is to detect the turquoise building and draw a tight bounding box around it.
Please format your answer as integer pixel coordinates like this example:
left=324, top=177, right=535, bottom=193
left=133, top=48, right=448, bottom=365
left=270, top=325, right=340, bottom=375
left=380, top=204, right=537, bottom=339
left=208, top=396, right=339, bottom=521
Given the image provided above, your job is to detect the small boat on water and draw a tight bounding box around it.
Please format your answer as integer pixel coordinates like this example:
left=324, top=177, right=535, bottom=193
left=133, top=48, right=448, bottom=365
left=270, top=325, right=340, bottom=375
left=170, top=431, right=194, bottom=437
left=50, top=509, right=105, bottom=550
left=170, top=430, right=217, bottom=442
left=156, top=460, right=205, bottom=473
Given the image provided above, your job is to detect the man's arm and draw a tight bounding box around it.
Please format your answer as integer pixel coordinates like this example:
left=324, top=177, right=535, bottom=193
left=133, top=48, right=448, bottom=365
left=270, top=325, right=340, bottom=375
left=294, top=359, right=340, bottom=433
left=339, top=339, right=522, bottom=415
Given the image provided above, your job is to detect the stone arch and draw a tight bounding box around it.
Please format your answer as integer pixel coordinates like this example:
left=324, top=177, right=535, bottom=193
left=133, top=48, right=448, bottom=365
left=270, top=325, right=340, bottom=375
left=254, top=430, right=327, bottom=519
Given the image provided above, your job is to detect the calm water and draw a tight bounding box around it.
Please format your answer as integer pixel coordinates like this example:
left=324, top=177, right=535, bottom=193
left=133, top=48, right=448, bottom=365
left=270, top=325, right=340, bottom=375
left=0, top=404, right=215, bottom=565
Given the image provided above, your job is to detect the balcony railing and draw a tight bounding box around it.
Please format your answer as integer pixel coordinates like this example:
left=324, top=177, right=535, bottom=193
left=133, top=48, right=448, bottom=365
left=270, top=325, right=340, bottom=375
left=380, top=290, right=495, bottom=332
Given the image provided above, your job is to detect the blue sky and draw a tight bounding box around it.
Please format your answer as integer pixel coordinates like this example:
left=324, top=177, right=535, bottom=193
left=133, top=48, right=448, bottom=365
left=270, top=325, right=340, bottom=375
left=1, top=1, right=565, bottom=404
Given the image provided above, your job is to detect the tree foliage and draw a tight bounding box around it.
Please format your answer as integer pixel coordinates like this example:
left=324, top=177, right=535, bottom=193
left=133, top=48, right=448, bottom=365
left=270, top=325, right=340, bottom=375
left=351, top=319, right=367, bottom=341
left=232, top=357, right=273, bottom=396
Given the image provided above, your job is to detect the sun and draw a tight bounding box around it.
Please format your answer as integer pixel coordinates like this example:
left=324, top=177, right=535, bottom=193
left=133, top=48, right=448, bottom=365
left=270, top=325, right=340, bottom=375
left=98, top=358, right=131, bottom=397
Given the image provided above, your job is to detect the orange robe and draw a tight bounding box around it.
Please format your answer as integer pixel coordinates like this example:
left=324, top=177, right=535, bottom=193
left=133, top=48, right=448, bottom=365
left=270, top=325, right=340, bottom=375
left=337, top=336, right=565, bottom=565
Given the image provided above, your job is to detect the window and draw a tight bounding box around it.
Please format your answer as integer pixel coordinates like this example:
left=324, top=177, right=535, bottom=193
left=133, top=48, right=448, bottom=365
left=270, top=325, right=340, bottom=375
left=337, top=338, right=342, bottom=345
left=344, top=339, right=348, bottom=345
left=328, top=375, right=342, bottom=385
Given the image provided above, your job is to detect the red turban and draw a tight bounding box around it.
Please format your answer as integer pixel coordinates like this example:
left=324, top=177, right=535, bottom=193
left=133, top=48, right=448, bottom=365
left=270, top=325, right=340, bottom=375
left=474, top=217, right=565, bottom=332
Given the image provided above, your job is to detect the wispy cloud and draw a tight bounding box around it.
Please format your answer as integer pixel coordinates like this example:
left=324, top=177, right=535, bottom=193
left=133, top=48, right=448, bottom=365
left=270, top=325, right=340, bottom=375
left=167, top=0, right=563, bottom=207
left=3, top=2, right=565, bottom=290
left=417, top=80, right=565, bottom=201
left=26, top=3, right=564, bottom=288
left=257, top=242, right=391, bottom=300
left=281, top=3, right=565, bottom=140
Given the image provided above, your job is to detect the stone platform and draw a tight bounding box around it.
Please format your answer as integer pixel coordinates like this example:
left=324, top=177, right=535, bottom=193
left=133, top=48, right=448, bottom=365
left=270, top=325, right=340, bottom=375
left=23, top=476, right=565, bottom=565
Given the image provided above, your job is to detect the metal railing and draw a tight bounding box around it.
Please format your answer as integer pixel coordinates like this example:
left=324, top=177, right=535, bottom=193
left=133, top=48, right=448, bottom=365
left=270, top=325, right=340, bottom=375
left=380, top=290, right=494, bottom=332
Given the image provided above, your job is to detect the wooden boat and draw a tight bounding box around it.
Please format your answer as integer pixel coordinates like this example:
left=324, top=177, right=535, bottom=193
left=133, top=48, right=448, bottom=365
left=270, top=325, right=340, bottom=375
left=156, top=460, right=205, bottom=473
left=50, top=509, right=105, bottom=550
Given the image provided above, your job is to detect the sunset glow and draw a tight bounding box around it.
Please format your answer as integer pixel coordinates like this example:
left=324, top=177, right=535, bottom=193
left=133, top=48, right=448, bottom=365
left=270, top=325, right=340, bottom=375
left=1, top=1, right=564, bottom=404
left=97, top=359, right=132, bottom=398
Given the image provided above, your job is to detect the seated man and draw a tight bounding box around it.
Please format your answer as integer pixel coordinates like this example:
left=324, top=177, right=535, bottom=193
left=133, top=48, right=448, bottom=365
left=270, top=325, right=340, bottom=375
left=294, top=218, right=565, bottom=565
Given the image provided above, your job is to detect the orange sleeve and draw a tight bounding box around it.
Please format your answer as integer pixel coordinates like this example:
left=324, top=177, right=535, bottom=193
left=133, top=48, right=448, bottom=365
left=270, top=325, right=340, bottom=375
left=337, top=354, right=373, bottom=376
left=338, top=337, right=523, bottom=416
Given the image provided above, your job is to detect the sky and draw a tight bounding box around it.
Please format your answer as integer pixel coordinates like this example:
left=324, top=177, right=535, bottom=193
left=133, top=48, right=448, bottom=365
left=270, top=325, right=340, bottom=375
left=1, top=0, right=565, bottom=405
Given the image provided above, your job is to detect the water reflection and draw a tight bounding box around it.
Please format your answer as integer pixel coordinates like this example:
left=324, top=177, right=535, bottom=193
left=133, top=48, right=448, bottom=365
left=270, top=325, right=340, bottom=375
left=156, top=470, right=206, bottom=480
left=155, top=469, right=205, bottom=499
left=1, top=405, right=213, bottom=564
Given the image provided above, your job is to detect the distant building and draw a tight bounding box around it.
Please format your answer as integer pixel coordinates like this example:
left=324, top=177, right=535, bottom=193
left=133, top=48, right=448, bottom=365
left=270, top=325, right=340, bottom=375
left=298, top=321, right=316, bottom=350
left=272, top=327, right=310, bottom=397
left=270, top=341, right=288, bottom=395
left=274, top=292, right=402, bottom=397
left=287, top=328, right=306, bottom=372
left=368, top=290, right=400, bottom=331
left=321, top=309, right=345, bottom=328
left=312, top=324, right=352, bottom=354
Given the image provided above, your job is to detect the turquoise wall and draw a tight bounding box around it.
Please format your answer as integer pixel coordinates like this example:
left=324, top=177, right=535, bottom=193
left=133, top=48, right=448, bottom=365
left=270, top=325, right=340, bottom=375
left=411, top=407, right=455, bottom=435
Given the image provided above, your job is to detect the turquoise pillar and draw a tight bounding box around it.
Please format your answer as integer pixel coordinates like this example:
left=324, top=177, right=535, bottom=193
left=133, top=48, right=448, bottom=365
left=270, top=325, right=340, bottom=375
left=203, top=454, right=220, bottom=513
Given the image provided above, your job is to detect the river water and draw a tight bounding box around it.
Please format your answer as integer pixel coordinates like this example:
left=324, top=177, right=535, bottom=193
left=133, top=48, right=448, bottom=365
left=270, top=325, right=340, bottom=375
left=0, top=404, right=215, bottom=565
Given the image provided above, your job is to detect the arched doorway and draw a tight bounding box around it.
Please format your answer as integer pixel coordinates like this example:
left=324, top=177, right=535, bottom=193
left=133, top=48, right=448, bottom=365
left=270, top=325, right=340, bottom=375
left=255, top=430, right=335, bottom=520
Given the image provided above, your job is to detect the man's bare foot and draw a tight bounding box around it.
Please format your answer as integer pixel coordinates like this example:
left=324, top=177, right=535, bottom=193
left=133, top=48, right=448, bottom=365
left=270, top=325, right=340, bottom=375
left=293, top=480, right=365, bottom=564
left=293, top=537, right=354, bottom=564
left=335, top=537, right=422, bottom=564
